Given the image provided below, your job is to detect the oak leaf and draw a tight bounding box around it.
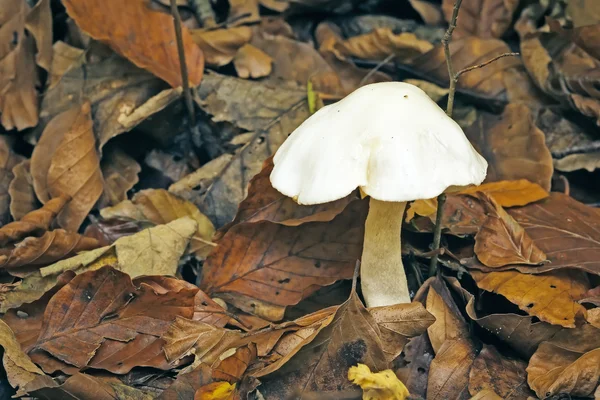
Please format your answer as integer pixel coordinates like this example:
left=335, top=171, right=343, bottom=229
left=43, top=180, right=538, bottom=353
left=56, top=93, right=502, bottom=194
left=30, top=266, right=197, bottom=374
left=63, top=0, right=203, bottom=88
left=200, top=200, right=367, bottom=321
left=30, top=101, right=104, bottom=232
left=470, top=269, right=589, bottom=327
left=0, top=196, right=68, bottom=246
left=474, top=193, right=547, bottom=267
left=527, top=324, right=600, bottom=398
left=8, top=160, right=40, bottom=222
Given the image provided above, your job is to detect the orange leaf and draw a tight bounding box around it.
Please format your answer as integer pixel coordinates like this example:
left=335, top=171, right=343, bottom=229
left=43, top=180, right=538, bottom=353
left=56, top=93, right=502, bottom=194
left=442, top=0, right=519, bottom=39
left=460, top=180, right=548, bottom=207
left=474, top=193, right=547, bottom=267
left=62, top=0, right=204, bottom=87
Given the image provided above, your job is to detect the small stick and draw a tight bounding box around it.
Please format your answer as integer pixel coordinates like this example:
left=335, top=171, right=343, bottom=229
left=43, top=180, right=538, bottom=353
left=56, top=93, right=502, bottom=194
left=428, top=193, right=446, bottom=277
left=170, top=0, right=198, bottom=132
left=359, top=54, right=395, bottom=87
left=454, top=52, right=520, bottom=79
left=441, top=0, right=463, bottom=118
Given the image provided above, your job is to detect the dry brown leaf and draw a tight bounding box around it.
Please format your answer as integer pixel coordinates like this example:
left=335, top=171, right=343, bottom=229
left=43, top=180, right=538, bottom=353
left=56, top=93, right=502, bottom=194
left=24, top=0, right=52, bottom=70
left=228, top=0, right=260, bottom=26
left=0, top=196, right=68, bottom=246
left=474, top=193, right=547, bottom=267
left=227, top=157, right=356, bottom=228
left=30, top=266, right=197, bottom=374
left=47, top=41, right=85, bottom=89
left=63, top=0, right=204, bottom=88
left=0, top=0, right=38, bottom=131
left=527, top=324, right=600, bottom=398
left=442, top=0, right=519, bottom=39
left=200, top=201, right=367, bottom=321
left=409, top=0, right=443, bottom=25
left=0, top=136, right=25, bottom=225
left=233, top=44, right=273, bottom=79
left=39, top=54, right=172, bottom=150
left=190, top=26, right=252, bottom=67
left=0, top=319, right=56, bottom=396
left=395, top=334, right=434, bottom=398
left=257, top=289, right=389, bottom=399
left=334, top=28, right=433, bottom=61
left=0, top=229, right=100, bottom=274
left=426, top=285, right=470, bottom=354
left=427, top=338, right=477, bottom=400
left=9, top=160, right=40, bottom=221
left=99, top=147, right=141, bottom=208
left=468, top=345, right=534, bottom=399
left=470, top=269, right=589, bottom=327
left=103, top=189, right=215, bottom=258
left=83, top=217, right=151, bottom=247
left=464, top=104, right=553, bottom=191
left=173, top=74, right=309, bottom=228
left=469, top=390, right=503, bottom=400
left=30, top=101, right=104, bottom=232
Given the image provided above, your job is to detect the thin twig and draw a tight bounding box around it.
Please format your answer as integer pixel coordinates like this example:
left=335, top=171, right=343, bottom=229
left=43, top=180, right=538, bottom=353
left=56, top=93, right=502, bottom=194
left=170, top=0, right=197, bottom=130
left=441, top=0, right=463, bottom=118
left=359, top=54, right=395, bottom=87
left=428, top=193, right=446, bottom=277
left=454, top=52, right=520, bottom=79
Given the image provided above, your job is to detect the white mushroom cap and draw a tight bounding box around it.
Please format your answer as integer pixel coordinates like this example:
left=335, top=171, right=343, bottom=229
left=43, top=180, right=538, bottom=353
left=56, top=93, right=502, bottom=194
left=270, top=82, right=488, bottom=205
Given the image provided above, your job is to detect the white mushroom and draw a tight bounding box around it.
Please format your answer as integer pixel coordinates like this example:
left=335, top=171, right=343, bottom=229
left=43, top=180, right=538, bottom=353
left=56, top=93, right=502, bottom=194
left=270, top=82, right=487, bottom=307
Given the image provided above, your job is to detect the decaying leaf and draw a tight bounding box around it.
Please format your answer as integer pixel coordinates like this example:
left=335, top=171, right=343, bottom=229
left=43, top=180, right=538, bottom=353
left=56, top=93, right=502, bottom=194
left=8, top=160, right=40, bottom=221
left=427, top=338, right=476, bottom=400
left=442, top=0, right=519, bottom=39
left=190, top=26, right=252, bottom=67
left=0, top=319, right=56, bottom=396
left=83, top=217, right=151, bottom=247
left=333, top=28, right=433, bottom=61
left=226, top=157, right=356, bottom=228
left=425, top=285, right=470, bottom=354
left=47, top=41, right=85, bottom=89
left=468, top=345, right=534, bottom=399
left=474, top=193, right=547, bottom=267
left=63, top=0, right=204, bottom=88
left=30, top=266, right=197, bottom=374
left=0, top=196, right=67, bottom=246
left=527, top=324, right=600, bottom=398
left=470, top=269, right=589, bottom=327
left=464, top=104, right=553, bottom=191
left=0, top=136, right=25, bottom=225
left=233, top=43, right=273, bottom=79
left=30, top=101, right=104, bottom=232
left=102, top=189, right=215, bottom=258
left=0, top=229, right=100, bottom=273
left=348, top=363, right=409, bottom=400
left=99, top=147, right=141, bottom=207
left=201, top=201, right=367, bottom=321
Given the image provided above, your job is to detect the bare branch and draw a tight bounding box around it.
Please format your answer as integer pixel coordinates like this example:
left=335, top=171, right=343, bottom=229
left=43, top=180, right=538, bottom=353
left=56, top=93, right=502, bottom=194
left=455, top=52, right=520, bottom=80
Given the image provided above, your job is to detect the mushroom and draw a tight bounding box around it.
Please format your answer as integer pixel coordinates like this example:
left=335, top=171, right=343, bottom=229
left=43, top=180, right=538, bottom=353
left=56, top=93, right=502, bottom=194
left=270, top=82, right=487, bottom=307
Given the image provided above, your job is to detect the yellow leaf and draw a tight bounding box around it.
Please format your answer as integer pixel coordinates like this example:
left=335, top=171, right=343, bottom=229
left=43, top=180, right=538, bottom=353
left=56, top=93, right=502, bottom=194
left=348, top=363, right=409, bottom=400
left=195, top=381, right=236, bottom=400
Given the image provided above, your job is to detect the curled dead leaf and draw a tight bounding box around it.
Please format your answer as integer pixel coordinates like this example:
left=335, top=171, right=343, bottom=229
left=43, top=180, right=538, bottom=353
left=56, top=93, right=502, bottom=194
left=9, top=160, right=39, bottom=221
left=0, top=137, right=25, bottom=225
left=233, top=44, right=273, bottom=79
left=191, top=26, right=252, bottom=67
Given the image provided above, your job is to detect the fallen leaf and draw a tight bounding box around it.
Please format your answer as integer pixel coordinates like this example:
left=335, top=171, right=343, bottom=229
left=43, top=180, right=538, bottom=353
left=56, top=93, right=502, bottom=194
left=334, top=28, right=433, bottom=61
left=228, top=0, right=260, bottom=26
left=63, top=0, right=204, bottom=87
left=257, top=288, right=389, bottom=399
left=464, top=104, right=553, bottom=191
left=103, top=189, right=215, bottom=258
left=227, top=157, right=356, bottom=228
left=527, top=324, right=600, bottom=398
left=171, top=73, right=308, bottom=228
left=0, top=319, right=56, bottom=396
left=195, top=381, right=236, bottom=400
left=47, top=41, right=85, bottom=89
left=468, top=345, right=535, bottom=399
left=31, top=372, right=153, bottom=400
left=0, top=196, right=68, bottom=246
left=38, top=54, right=172, bottom=149
left=426, top=285, right=470, bottom=354
left=427, top=338, right=477, bottom=400
left=83, top=217, right=151, bottom=247
left=409, top=0, right=443, bottom=25
left=233, top=43, right=273, bottom=79
left=30, top=266, right=197, bottom=374
left=30, top=101, right=104, bottom=232
left=99, top=147, right=141, bottom=207
left=469, top=390, right=503, bottom=400
left=190, top=26, right=252, bottom=67
left=200, top=200, right=367, bottom=321
left=442, top=0, right=519, bottom=39
left=348, top=363, right=409, bottom=400
left=0, top=136, right=25, bottom=225
left=8, top=160, right=40, bottom=222
left=158, top=364, right=213, bottom=400
left=0, top=0, right=38, bottom=131
left=0, top=229, right=100, bottom=274
left=470, top=269, right=589, bottom=327
left=394, top=334, right=434, bottom=398
left=473, top=193, right=547, bottom=267
left=24, top=0, right=52, bottom=70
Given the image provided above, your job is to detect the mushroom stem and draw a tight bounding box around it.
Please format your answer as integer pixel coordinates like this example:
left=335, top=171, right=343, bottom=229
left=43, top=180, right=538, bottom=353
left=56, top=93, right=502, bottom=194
left=361, top=199, right=410, bottom=307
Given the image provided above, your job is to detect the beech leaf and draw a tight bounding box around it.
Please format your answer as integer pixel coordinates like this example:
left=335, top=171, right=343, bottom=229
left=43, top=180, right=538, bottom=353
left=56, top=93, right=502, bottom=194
left=8, top=159, right=40, bottom=221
